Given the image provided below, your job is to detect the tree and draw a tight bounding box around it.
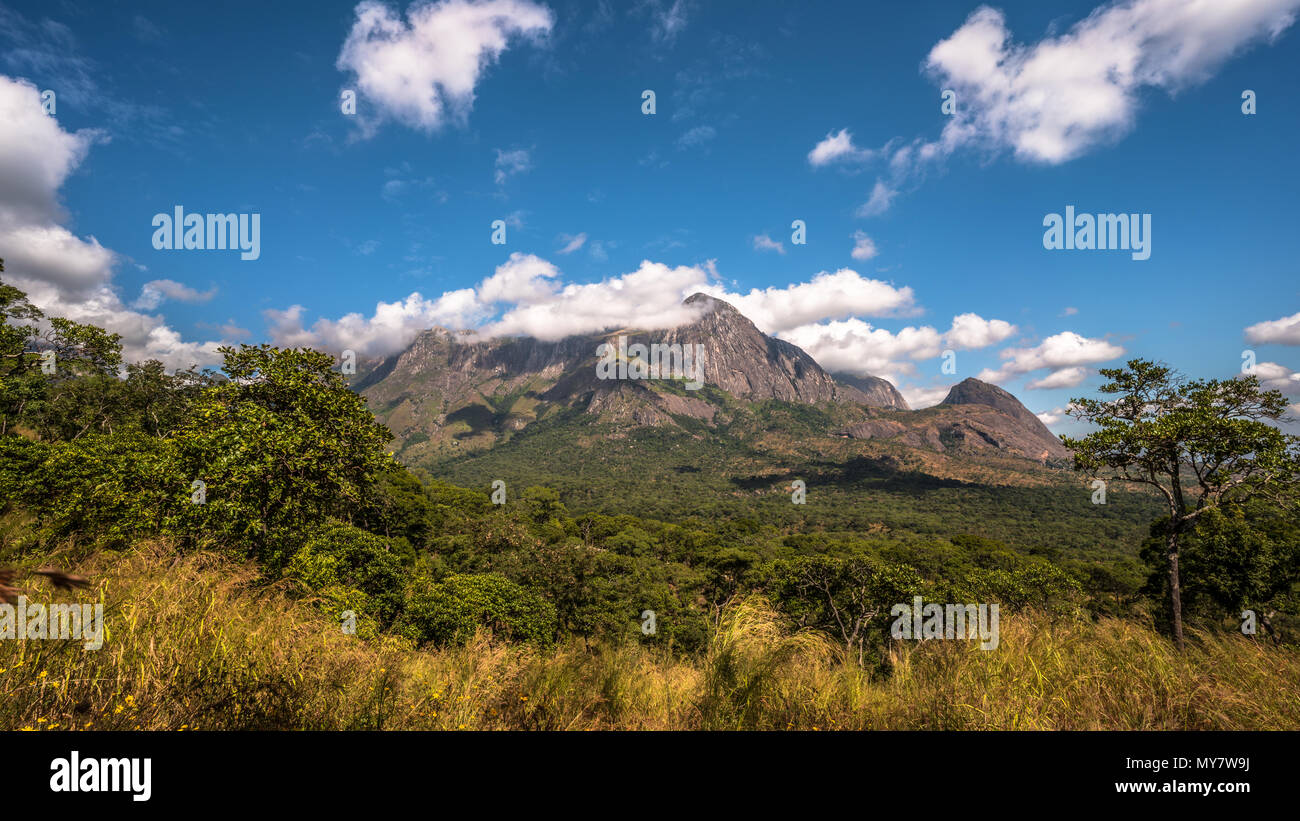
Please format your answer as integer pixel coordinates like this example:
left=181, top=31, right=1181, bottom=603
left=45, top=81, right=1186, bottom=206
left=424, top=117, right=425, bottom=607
left=1063, top=359, right=1300, bottom=649
left=1140, top=500, right=1300, bottom=642
left=1, top=268, right=125, bottom=438
left=176, top=345, right=395, bottom=567
left=765, top=555, right=925, bottom=667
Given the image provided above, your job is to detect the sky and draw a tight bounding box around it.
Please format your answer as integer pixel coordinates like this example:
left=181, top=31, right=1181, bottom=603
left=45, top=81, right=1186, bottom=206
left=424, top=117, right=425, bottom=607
left=1, top=0, right=1298, bottom=433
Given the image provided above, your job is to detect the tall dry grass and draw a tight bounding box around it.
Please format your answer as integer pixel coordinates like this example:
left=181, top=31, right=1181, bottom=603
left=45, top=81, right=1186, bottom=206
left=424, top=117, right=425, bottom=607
left=3, top=543, right=1297, bottom=731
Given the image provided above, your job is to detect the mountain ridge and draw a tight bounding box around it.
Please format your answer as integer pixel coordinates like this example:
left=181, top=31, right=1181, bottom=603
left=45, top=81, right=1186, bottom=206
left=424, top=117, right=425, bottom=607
left=356, top=293, right=1067, bottom=467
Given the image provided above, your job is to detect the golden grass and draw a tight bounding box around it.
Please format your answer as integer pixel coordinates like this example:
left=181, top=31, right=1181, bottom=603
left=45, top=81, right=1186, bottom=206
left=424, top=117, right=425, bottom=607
left=3, top=543, right=1298, bottom=731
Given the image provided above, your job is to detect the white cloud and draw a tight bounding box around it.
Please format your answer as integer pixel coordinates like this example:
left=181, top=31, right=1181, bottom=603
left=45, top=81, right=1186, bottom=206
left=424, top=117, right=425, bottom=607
left=1061, top=306, right=1078, bottom=316
left=0, top=74, right=224, bottom=370
left=1252, top=361, right=1300, bottom=393
left=946, top=312, right=1018, bottom=350
left=814, top=1, right=1300, bottom=215
left=269, top=258, right=931, bottom=359
left=695, top=268, right=918, bottom=333
left=476, top=252, right=560, bottom=304
left=925, top=1, right=1300, bottom=165
left=775, top=312, right=1016, bottom=382
left=336, top=0, right=553, bottom=135
left=1027, top=366, right=1089, bottom=390
left=1036, top=406, right=1068, bottom=426
left=494, top=147, right=531, bottom=184
left=979, top=331, right=1124, bottom=386
left=1246, top=311, right=1300, bottom=345
left=856, top=180, right=897, bottom=217
left=557, top=232, right=587, bottom=254
left=850, top=231, right=877, bottom=261
left=808, top=128, right=873, bottom=167
left=476, top=258, right=714, bottom=340
left=900, top=383, right=954, bottom=410
left=132, top=279, right=216, bottom=310
left=781, top=318, right=943, bottom=377
left=752, top=234, right=785, bottom=254
left=267, top=288, right=488, bottom=356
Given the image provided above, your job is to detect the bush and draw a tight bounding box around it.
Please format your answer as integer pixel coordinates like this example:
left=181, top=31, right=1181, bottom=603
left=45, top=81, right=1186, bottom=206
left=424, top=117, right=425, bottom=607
left=285, top=522, right=407, bottom=629
left=402, top=573, right=556, bottom=648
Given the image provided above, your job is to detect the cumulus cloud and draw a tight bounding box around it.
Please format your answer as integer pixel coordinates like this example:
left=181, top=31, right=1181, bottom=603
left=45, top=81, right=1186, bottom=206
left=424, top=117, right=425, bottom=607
left=945, top=313, right=1017, bottom=350
left=777, top=313, right=1016, bottom=384
left=267, top=288, right=488, bottom=356
left=476, top=252, right=560, bottom=304
left=1027, top=366, right=1089, bottom=390
left=926, top=0, right=1300, bottom=164
left=810, top=1, right=1300, bottom=213
left=695, top=268, right=918, bottom=333
left=979, top=331, right=1124, bottom=387
left=850, top=231, right=877, bottom=261
left=0, top=74, right=224, bottom=370
left=752, top=234, right=785, bottom=254
left=336, top=0, right=554, bottom=135
left=781, top=318, right=944, bottom=378
left=1245, top=311, right=1300, bottom=345
left=268, top=255, right=939, bottom=359
left=900, top=383, right=956, bottom=410
left=476, top=257, right=714, bottom=340
left=808, top=128, right=873, bottom=167
left=1036, top=406, right=1068, bottom=426
left=1251, top=361, right=1300, bottom=393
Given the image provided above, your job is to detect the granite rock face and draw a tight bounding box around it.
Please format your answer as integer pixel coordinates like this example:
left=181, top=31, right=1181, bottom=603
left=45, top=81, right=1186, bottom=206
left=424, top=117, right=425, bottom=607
left=358, top=294, right=1063, bottom=464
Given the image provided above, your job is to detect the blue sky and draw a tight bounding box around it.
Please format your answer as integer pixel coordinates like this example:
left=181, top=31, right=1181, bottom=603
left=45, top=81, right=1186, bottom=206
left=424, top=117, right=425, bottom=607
left=1, top=0, right=1298, bottom=430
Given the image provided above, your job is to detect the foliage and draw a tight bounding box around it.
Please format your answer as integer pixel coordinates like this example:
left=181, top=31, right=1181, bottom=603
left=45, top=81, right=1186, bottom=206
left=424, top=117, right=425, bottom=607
left=175, top=344, right=395, bottom=567
left=1063, top=358, right=1300, bottom=648
left=402, top=573, right=557, bottom=648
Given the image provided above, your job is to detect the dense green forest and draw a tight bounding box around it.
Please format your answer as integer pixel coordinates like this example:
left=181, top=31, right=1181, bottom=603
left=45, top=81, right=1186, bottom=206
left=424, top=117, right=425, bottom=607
left=3, top=264, right=1300, bottom=730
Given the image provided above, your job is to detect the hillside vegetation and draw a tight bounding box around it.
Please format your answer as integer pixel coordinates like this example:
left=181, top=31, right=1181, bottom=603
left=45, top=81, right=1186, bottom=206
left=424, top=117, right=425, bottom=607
left=5, top=544, right=1300, bottom=731
left=2, top=267, right=1298, bottom=730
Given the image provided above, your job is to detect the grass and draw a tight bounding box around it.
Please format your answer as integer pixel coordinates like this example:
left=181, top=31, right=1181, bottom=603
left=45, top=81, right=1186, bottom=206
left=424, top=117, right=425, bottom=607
left=3, top=543, right=1298, bottom=731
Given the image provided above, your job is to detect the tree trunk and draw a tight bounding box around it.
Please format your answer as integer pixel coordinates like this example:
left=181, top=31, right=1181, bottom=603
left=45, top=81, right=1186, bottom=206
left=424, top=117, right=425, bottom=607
left=1167, top=528, right=1184, bottom=651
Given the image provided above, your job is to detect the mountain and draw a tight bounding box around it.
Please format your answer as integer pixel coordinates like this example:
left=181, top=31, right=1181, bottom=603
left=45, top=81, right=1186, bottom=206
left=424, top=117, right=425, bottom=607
left=831, top=373, right=909, bottom=410
left=356, top=293, right=1068, bottom=469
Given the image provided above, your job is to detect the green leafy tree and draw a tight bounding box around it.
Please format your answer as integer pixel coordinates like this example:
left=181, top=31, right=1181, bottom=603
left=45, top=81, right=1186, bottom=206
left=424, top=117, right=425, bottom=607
left=765, top=555, right=925, bottom=667
left=1063, top=359, right=1300, bottom=649
left=176, top=345, right=395, bottom=567
left=18, top=431, right=183, bottom=548
left=1, top=269, right=123, bottom=438
left=1140, top=501, right=1300, bottom=641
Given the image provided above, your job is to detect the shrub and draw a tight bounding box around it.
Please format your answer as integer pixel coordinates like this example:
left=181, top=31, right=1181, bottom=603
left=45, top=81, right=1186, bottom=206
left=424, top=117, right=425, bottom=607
left=402, top=573, right=556, bottom=648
